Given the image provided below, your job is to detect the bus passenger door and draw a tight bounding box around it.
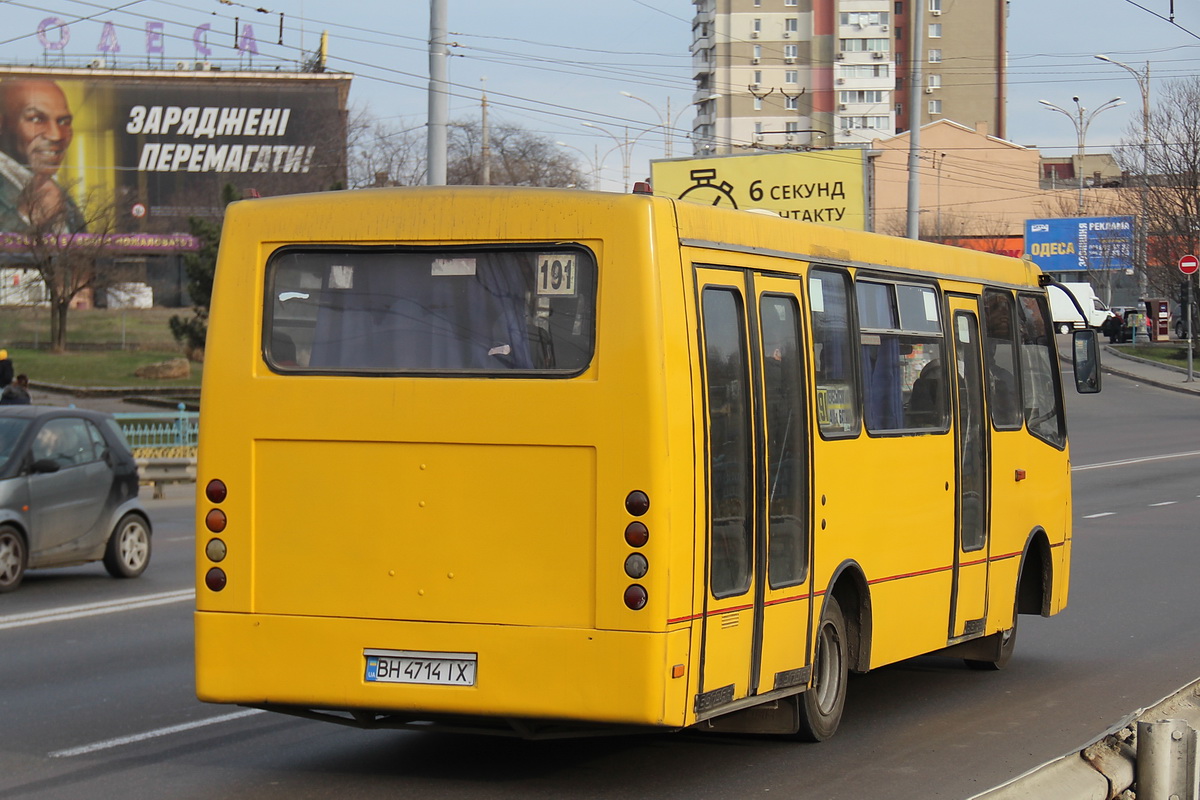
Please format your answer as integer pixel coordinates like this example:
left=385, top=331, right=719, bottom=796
left=694, top=268, right=812, bottom=714
left=948, top=300, right=990, bottom=638
left=751, top=281, right=812, bottom=699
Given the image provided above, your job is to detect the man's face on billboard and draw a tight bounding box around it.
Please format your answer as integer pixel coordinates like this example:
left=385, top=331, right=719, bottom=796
left=0, top=80, right=74, bottom=176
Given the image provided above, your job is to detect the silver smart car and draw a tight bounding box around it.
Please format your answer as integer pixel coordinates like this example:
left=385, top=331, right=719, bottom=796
left=0, top=406, right=152, bottom=592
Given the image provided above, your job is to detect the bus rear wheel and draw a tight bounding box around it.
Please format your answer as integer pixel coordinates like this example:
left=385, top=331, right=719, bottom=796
left=796, top=596, right=848, bottom=741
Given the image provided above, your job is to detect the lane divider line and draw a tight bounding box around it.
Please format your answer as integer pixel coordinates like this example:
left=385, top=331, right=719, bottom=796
left=1073, top=449, right=1200, bottom=472
left=49, top=709, right=265, bottom=758
left=0, top=589, right=194, bottom=631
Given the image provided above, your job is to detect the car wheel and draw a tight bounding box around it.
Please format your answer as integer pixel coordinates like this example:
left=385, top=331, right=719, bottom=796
left=103, top=513, right=151, bottom=579
left=796, top=596, right=849, bottom=742
left=1057, top=322, right=1072, bottom=335
left=0, top=525, right=27, bottom=593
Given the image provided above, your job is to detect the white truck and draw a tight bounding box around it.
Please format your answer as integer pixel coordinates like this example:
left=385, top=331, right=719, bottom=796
left=1047, top=282, right=1110, bottom=334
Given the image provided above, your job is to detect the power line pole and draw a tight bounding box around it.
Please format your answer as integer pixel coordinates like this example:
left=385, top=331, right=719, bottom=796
left=905, top=0, right=925, bottom=239
left=481, top=77, right=491, bottom=185
left=427, top=0, right=448, bottom=185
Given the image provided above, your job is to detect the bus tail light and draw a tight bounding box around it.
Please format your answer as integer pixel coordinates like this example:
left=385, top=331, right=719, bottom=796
left=205, top=538, right=227, bottom=562
left=625, top=521, right=649, bottom=547
left=625, top=490, right=650, bottom=516
left=205, top=509, right=227, bottom=533
left=205, top=567, right=227, bottom=592
left=624, top=584, right=648, bottom=610
left=206, top=479, right=228, bottom=504
left=203, top=479, right=229, bottom=592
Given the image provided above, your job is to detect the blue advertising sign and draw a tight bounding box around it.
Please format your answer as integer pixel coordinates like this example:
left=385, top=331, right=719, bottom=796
left=1024, top=216, right=1135, bottom=272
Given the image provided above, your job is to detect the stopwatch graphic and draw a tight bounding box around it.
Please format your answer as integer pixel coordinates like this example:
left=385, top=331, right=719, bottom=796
left=678, top=168, right=738, bottom=208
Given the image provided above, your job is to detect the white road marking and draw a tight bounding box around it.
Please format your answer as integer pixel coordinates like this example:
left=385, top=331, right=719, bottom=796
left=0, top=589, right=194, bottom=631
left=1082, top=512, right=1117, bottom=519
left=1072, top=449, right=1200, bottom=472
left=1149, top=501, right=1179, bottom=507
left=49, top=709, right=265, bottom=758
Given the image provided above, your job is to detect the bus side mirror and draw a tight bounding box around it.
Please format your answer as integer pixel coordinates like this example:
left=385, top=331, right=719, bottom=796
left=1072, top=329, right=1101, bottom=394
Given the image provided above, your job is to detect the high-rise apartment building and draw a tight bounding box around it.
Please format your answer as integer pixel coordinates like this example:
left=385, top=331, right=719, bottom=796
left=690, top=0, right=1005, bottom=154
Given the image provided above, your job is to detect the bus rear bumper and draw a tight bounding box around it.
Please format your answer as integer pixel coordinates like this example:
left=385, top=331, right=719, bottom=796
left=195, top=611, right=692, bottom=732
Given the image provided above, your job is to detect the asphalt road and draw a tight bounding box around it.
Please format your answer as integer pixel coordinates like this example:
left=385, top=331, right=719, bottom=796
left=2, top=372, right=1198, bottom=800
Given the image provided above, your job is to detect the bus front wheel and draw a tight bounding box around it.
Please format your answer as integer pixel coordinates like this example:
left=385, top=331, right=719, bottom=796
left=797, top=596, right=849, bottom=741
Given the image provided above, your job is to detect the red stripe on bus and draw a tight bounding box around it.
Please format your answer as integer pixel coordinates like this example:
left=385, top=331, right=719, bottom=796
left=666, top=546, right=1054, bottom=624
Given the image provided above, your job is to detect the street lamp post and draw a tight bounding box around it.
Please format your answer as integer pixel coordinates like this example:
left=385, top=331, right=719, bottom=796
left=1038, top=96, right=1124, bottom=215
left=620, top=91, right=690, bottom=158
left=581, top=122, right=656, bottom=192
left=555, top=141, right=601, bottom=187
left=1097, top=54, right=1151, bottom=296
left=556, top=140, right=625, bottom=189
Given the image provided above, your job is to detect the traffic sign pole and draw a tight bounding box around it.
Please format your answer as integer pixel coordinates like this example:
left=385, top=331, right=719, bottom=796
left=1189, top=277, right=1194, bottom=382
left=1183, top=255, right=1197, bottom=381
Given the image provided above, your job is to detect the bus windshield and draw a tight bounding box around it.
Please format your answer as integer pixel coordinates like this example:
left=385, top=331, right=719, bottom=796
left=265, top=246, right=596, bottom=374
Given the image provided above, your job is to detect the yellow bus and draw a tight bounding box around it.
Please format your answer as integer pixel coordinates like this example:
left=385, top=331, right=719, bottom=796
left=195, top=186, right=1099, bottom=740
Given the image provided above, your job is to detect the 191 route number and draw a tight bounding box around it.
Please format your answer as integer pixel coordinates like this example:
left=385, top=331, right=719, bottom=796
left=536, top=254, right=577, bottom=297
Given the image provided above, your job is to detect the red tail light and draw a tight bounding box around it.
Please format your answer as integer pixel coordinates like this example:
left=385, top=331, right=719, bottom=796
left=624, top=584, right=648, bottom=610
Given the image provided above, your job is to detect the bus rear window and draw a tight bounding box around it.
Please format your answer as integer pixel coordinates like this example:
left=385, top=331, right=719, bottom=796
left=264, top=247, right=596, bottom=374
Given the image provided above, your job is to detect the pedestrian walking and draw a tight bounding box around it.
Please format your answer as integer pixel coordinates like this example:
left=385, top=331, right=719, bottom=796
left=0, top=349, right=12, bottom=390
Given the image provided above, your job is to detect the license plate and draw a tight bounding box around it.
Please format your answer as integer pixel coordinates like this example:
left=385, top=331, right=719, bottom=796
left=364, top=648, right=477, bottom=686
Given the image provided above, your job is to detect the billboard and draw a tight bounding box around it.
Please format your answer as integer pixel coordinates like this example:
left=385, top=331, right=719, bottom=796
left=650, top=150, right=869, bottom=231
left=0, top=67, right=349, bottom=238
left=1024, top=216, right=1135, bottom=273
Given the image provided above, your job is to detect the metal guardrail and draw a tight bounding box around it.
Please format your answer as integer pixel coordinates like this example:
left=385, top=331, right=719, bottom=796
left=135, top=457, right=196, bottom=498
left=972, top=676, right=1200, bottom=800
left=113, top=403, right=199, bottom=449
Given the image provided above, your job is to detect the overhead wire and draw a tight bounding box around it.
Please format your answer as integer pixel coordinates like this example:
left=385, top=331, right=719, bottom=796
left=4, top=0, right=1199, bottom=194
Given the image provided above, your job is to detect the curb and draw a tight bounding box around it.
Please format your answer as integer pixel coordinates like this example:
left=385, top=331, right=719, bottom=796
left=1101, top=345, right=1200, bottom=397
left=30, top=381, right=200, bottom=399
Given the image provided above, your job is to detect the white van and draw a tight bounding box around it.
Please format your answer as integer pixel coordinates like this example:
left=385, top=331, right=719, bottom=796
left=1047, top=282, right=1110, bottom=334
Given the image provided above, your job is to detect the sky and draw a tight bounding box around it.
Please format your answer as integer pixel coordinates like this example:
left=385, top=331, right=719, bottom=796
left=1, top=0, right=1198, bottom=192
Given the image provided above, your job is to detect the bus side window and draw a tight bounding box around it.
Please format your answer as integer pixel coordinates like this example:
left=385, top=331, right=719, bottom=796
left=983, top=290, right=1023, bottom=429
left=1017, top=293, right=1065, bottom=447
left=702, top=287, right=753, bottom=599
left=809, top=269, right=861, bottom=437
left=760, top=294, right=808, bottom=589
left=855, top=279, right=946, bottom=433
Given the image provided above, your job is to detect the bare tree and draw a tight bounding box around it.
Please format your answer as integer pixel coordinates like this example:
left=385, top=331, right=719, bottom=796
left=344, top=111, right=588, bottom=190
left=346, top=108, right=427, bottom=188
left=447, top=121, right=588, bottom=187
left=1115, top=76, right=1200, bottom=298
left=11, top=182, right=136, bottom=352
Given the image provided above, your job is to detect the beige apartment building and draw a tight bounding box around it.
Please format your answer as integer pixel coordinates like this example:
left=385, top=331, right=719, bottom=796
left=870, top=119, right=1126, bottom=240
left=690, top=0, right=1006, bottom=153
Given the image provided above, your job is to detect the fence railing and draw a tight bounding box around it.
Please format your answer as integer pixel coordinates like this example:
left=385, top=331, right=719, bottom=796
left=113, top=403, right=199, bottom=450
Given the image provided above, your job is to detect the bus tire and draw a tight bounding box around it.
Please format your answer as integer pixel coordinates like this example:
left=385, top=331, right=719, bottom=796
left=797, top=595, right=849, bottom=742
left=966, top=617, right=1017, bottom=671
